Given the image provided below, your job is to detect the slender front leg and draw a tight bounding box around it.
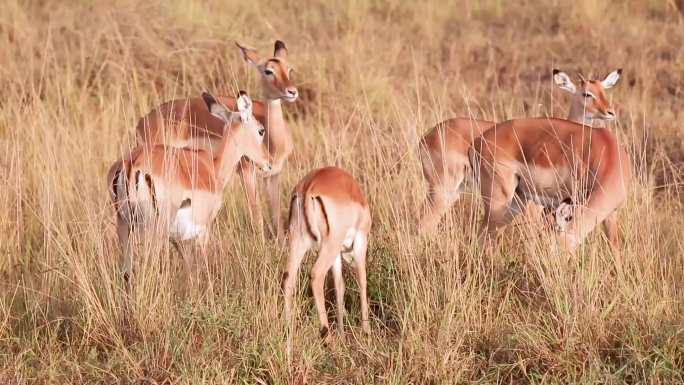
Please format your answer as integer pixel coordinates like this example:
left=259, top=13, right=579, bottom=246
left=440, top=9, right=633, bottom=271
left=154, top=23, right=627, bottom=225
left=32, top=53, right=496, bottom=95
left=331, top=255, right=345, bottom=334
left=265, top=172, right=283, bottom=241
left=602, top=210, right=623, bottom=264
left=171, top=239, right=185, bottom=264
left=238, top=159, right=264, bottom=240
left=116, top=216, right=133, bottom=288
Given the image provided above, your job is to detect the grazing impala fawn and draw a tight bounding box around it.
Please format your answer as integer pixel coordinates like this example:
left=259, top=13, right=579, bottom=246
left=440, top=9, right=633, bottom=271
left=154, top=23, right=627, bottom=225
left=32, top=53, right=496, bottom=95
left=282, top=167, right=372, bottom=340
left=469, top=107, right=631, bottom=255
left=136, top=40, right=298, bottom=240
left=107, top=91, right=271, bottom=282
left=418, top=69, right=623, bottom=234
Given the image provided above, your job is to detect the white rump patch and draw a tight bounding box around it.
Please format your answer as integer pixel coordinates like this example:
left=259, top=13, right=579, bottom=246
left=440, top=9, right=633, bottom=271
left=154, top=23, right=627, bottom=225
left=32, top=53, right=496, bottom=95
left=341, top=228, right=357, bottom=263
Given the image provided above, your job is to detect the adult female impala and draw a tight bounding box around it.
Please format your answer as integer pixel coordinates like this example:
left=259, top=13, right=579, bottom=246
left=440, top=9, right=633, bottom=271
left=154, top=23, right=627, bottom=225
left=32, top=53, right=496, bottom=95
left=418, top=69, right=622, bottom=234
left=136, top=40, right=298, bottom=239
left=282, top=167, right=372, bottom=339
left=107, top=91, right=271, bottom=281
left=469, top=114, right=631, bottom=254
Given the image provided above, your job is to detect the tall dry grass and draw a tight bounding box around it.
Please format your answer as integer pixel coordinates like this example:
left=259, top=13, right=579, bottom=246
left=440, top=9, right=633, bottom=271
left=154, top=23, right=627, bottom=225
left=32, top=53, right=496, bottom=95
left=1, top=0, right=683, bottom=383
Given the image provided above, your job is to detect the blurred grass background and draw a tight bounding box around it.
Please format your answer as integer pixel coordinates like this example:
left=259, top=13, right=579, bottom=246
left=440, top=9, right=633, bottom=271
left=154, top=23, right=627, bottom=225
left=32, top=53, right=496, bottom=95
left=0, top=0, right=683, bottom=383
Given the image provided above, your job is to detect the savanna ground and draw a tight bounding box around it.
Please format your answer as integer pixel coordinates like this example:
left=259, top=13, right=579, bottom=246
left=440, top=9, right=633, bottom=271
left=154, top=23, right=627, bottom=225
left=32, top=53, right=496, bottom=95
left=1, top=0, right=684, bottom=384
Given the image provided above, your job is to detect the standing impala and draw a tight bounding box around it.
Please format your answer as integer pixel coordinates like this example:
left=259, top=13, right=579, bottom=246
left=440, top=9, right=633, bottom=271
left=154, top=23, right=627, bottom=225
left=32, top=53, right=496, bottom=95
left=107, top=91, right=271, bottom=282
left=282, top=167, right=372, bottom=340
left=418, top=69, right=623, bottom=234
left=469, top=71, right=631, bottom=254
left=136, top=40, right=298, bottom=240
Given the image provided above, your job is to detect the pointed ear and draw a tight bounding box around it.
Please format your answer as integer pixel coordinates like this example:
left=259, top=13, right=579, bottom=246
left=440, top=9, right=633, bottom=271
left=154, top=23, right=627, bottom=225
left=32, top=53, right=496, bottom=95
left=201, top=92, right=231, bottom=123
left=274, top=40, right=288, bottom=58
left=601, top=68, right=622, bottom=89
left=235, top=41, right=261, bottom=66
left=235, top=90, right=253, bottom=122
left=553, top=69, right=576, bottom=94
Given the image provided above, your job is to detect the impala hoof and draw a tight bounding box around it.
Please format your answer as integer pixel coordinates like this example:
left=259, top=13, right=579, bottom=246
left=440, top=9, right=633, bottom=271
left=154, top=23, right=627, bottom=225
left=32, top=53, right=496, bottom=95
left=319, top=326, right=329, bottom=340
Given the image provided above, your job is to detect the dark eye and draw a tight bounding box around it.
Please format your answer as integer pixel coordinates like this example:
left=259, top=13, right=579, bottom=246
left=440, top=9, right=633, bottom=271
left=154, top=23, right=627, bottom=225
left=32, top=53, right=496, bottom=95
left=264, top=68, right=275, bottom=76
left=566, top=215, right=573, bottom=222
left=582, top=92, right=592, bottom=98
left=258, top=128, right=265, bottom=136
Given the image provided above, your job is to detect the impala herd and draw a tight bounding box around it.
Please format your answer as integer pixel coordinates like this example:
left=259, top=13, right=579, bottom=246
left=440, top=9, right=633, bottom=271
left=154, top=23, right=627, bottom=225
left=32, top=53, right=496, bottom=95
left=106, top=40, right=631, bottom=341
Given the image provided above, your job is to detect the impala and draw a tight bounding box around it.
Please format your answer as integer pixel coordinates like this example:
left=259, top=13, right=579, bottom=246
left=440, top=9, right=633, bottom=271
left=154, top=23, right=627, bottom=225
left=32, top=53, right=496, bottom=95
left=136, top=40, right=298, bottom=240
left=418, top=69, right=623, bottom=234
left=282, top=167, right=372, bottom=340
left=107, top=91, right=271, bottom=282
left=469, top=112, right=631, bottom=254
left=523, top=197, right=576, bottom=233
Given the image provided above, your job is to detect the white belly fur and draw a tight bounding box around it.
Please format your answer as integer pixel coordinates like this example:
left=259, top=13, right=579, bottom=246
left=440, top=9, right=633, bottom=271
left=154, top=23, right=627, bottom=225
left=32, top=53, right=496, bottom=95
left=169, top=207, right=207, bottom=241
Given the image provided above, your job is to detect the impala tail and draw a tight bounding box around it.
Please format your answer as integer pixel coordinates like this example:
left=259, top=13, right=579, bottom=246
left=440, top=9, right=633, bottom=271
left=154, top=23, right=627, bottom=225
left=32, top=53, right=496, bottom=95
left=287, top=191, right=327, bottom=244
left=107, top=160, right=159, bottom=227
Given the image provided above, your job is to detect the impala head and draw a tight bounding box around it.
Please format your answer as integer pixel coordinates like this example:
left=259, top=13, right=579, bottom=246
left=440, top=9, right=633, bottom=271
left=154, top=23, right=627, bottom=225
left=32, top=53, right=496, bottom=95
left=236, top=40, right=298, bottom=103
left=202, top=91, right=271, bottom=173
left=553, top=68, right=621, bottom=123
left=544, top=197, right=575, bottom=233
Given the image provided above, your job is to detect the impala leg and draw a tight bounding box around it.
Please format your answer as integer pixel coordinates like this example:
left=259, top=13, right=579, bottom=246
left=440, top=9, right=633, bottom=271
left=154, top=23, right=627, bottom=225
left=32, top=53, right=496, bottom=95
left=238, top=159, right=264, bottom=240
left=195, top=231, right=210, bottom=264
left=283, top=233, right=310, bottom=326
left=479, top=172, right=518, bottom=249
left=331, top=255, right=345, bottom=334
left=602, top=211, right=624, bottom=272
left=170, top=239, right=186, bottom=264
left=351, top=234, right=370, bottom=334
left=418, top=171, right=464, bottom=235
left=116, top=216, right=133, bottom=286
left=310, top=238, right=343, bottom=341
left=265, top=172, right=283, bottom=241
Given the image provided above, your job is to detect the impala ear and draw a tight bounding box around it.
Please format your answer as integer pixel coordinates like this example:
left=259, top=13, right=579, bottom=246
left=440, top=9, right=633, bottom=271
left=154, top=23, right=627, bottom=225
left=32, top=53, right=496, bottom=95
left=235, top=41, right=261, bottom=66
left=201, top=92, right=231, bottom=123
left=235, top=90, right=253, bottom=122
left=557, top=198, right=575, bottom=224
left=553, top=69, right=576, bottom=94
left=601, top=68, right=622, bottom=89
left=274, top=40, right=288, bottom=58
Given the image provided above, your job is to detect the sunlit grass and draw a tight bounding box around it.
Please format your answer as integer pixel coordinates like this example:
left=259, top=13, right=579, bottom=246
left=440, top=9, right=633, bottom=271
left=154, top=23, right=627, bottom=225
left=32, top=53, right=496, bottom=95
left=0, top=0, right=683, bottom=383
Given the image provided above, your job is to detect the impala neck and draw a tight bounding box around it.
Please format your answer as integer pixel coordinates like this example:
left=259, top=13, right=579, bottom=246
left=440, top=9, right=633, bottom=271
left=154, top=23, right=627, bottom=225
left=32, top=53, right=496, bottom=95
left=213, top=128, right=242, bottom=189
left=264, top=98, right=289, bottom=148
left=567, top=102, right=606, bottom=128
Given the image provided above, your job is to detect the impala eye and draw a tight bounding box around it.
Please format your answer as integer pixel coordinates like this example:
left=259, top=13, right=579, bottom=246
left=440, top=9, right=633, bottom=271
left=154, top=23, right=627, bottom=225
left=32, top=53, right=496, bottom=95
left=582, top=92, right=593, bottom=98
left=258, top=128, right=265, bottom=136
left=264, top=68, right=275, bottom=76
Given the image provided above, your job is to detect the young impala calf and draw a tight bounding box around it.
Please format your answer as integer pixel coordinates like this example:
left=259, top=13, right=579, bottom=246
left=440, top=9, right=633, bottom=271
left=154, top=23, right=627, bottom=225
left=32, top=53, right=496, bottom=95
left=282, top=167, right=372, bottom=339
left=523, top=197, right=576, bottom=233
left=107, top=91, right=271, bottom=281
left=136, top=40, right=298, bottom=239
left=469, top=115, right=631, bottom=255
left=418, top=69, right=622, bottom=234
